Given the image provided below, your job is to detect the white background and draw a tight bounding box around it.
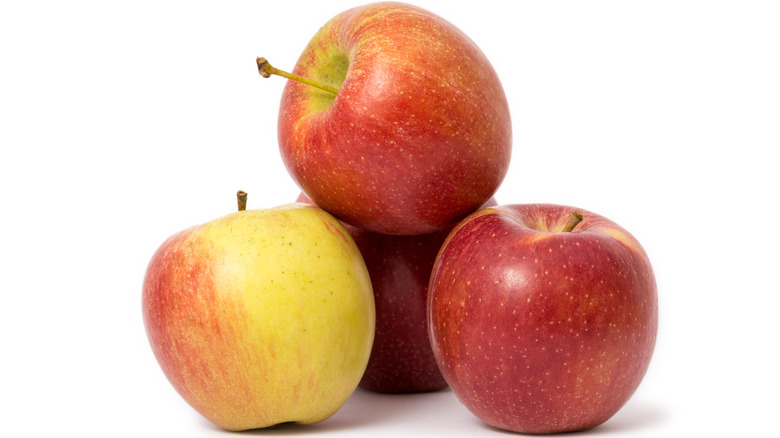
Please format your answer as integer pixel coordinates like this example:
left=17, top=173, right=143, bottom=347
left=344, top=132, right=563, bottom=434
left=2, top=0, right=778, bottom=436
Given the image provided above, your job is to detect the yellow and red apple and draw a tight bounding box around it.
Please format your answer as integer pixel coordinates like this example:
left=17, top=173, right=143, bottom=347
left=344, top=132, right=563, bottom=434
left=142, top=198, right=375, bottom=431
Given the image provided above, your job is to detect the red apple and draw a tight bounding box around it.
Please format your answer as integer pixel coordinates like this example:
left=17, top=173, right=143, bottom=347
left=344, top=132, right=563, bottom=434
left=264, top=2, right=512, bottom=235
left=428, top=204, right=658, bottom=434
left=346, top=227, right=452, bottom=393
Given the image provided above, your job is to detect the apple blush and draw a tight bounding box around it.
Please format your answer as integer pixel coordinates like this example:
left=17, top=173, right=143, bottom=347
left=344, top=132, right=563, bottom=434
left=258, top=2, right=512, bottom=235
left=428, top=204, right=658, bottom=434
left=142, top=192, right=375, bottom=431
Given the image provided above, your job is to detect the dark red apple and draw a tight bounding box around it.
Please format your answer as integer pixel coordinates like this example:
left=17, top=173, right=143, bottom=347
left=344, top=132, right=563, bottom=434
left=351, top=228, right=451, bottom=393
left=265, top=2, right=511, bottom=235
left=428, top=204, right=658, bottom=433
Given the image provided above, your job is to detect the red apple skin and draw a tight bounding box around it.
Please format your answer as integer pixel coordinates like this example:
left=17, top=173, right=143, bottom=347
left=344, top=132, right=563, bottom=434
left=280, top=2, right=512, bottom=235
left=297, top=193, right=496, bottom=393
left=428, top=204, right=658, bottom=434
left=351, top=228, right=451, bottom=393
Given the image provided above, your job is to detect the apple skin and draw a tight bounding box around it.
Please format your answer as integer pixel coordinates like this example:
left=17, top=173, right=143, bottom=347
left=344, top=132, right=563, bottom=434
left=428, top=204, right=658, bottom=434
left=295, top=193, right=447, bottom=392
left=142, top=203, right=375, bottom=431
left=345, top=226, right=452, bottom=393
left=279, top=2, right=512, bottom=235
left=297, top=193, right=495, bottom=393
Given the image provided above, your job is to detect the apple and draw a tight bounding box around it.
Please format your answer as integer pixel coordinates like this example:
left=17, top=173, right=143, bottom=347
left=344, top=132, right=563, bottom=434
left=259, top=2, right=512, bottom=235
left=428, top=204, right=658, bottom=434
left=142, top=192, right=375, bottom=431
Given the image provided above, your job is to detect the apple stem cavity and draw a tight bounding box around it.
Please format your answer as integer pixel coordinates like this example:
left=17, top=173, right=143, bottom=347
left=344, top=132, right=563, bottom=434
left=237, top=190, right=248, bottom=212
left=563, top=210, right=584, bottom=232
left=256, top=57, right=339, bottom=95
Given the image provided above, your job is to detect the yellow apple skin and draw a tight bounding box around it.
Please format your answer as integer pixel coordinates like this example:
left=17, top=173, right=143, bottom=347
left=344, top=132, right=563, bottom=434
left=142, top=203, right=375, bottom=431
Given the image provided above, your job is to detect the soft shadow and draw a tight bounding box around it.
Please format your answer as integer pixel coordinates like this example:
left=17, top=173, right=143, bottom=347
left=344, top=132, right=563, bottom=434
left=478, top=400, right=667, bottom=436
left=318, top=387, right=454, bottom=431
left=587, top=400, right=667, bottom=435
left=202, top=387, right=452, bottom=435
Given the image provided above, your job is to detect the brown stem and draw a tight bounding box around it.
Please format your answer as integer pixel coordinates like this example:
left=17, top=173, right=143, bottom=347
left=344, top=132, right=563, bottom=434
left=256, top=57, right=339, bottom=95
left=563, top=210, right=583, bottom=232
left=237, top=190, right=248, bottom=212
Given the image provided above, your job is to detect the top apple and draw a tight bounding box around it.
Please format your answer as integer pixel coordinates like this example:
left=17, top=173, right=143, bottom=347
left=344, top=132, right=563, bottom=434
left=270, top=2, right=512, bottom=235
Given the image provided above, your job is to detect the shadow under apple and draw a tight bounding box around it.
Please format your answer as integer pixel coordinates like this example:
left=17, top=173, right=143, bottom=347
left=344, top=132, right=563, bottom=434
left=202, top=388, right=455, bottom=435
left=477, top=399, right=667, bottom=436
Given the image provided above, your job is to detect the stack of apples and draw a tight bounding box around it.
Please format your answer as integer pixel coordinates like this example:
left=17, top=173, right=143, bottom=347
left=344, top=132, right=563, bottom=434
left=142, top=2, right=657, bottom=435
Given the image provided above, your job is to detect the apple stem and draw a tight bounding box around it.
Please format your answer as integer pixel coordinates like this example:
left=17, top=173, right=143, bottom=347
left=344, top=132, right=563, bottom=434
left=237, top=190, right=248, bottom=212
left=563, top=210, right=583, bottom=232
left=256, top=57, right=339, bottom=95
